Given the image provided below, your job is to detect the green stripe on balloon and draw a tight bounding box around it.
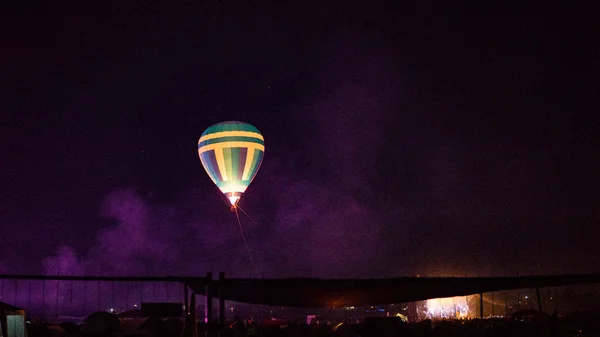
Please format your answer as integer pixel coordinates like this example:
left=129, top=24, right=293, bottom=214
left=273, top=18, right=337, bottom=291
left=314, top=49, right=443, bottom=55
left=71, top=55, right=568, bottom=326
left=201, top=121, right=261, bottom=135
left=198, top=136, right=264, bottom=148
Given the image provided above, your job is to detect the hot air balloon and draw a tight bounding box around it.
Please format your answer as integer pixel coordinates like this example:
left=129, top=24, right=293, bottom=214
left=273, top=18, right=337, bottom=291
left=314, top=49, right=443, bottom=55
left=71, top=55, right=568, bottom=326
left=198, top=121, right=264, bottom=209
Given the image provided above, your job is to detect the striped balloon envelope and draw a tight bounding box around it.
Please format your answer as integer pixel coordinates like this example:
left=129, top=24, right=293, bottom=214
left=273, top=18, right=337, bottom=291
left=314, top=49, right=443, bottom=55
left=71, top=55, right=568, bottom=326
left=198, top=121, right=265, bottom=207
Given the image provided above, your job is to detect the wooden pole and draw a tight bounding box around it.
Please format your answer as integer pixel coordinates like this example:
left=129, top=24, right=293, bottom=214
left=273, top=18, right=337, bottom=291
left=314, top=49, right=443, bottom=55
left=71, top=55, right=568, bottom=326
left=185, top=293, right=197, bottom=337
left=479, top=292, right=484, bottom=337
left=205, top=272, right=213, bottom=337
left=218, top=272, right=225, bottom=336
left=536, top=287, right=548, bottom=337
left=535, top=287, right=543, bottom=313
left=480, top=292, right=484, bottom=318
left=184, top=283, right=189, bottom=315
left=504, top=292, right=508, bottom=317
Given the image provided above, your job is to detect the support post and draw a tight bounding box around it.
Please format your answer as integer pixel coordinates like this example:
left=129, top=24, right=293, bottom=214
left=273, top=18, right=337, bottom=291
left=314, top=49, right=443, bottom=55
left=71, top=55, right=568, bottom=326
left=205, top=272, right=213, bottom=325
left=491, top=291, right=495, bottom=317
left=535, top=287, right=543, bottom=313
left=192, top=293, right=198, bottom=337
left=408, top=302, right=417, bottom=323
left=536, top=287, right=548, bottom=337
left=480, top=292, right=484, bottom=318
left=479, top=292, right=484, bottom=337
left=184, top=282, right=189, bottom=315
left=183, top=291, right=196, bottom=337
left=218, top=272, right=225, bottom=336
left=504, top=292, right=508, bottom=317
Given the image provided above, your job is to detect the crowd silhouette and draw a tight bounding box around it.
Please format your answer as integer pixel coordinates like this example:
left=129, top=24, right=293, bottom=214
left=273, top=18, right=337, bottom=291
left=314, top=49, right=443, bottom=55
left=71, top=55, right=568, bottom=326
left=20, top=308, right=600, bottom=337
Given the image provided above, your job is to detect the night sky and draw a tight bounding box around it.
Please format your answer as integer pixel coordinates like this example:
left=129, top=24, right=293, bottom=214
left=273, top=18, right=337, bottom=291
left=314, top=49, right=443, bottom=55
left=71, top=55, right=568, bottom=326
left=1, top=2, right=599, bottom=279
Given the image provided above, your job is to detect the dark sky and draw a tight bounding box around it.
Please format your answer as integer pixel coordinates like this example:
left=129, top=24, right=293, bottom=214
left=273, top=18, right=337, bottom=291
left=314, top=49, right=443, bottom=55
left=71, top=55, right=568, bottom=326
left=1, top=2, right=598, bottom=278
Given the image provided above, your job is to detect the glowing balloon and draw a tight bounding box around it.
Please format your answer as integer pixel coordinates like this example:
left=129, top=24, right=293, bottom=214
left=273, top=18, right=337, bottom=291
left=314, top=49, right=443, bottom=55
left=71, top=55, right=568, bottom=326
left=198, top=121, right=264, bottom=207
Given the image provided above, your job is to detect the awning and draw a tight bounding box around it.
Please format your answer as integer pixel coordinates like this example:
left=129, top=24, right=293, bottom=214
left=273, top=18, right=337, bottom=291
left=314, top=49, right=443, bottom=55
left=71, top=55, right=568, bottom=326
left=187, top=274, right=600, bottom=308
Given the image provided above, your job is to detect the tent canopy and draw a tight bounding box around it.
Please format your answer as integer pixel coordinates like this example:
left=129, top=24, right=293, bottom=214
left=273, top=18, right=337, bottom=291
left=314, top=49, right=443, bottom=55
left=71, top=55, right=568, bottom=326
left=0, top=302, right=21, bottom=314
left=187, top=274, right=600, bottom=308
left=0, top=301, right=25, bottom=337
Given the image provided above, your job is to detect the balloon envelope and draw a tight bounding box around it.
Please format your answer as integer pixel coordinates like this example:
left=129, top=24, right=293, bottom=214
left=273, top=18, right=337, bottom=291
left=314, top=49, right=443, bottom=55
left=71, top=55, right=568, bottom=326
left=198, top=121, right=265, bottom=206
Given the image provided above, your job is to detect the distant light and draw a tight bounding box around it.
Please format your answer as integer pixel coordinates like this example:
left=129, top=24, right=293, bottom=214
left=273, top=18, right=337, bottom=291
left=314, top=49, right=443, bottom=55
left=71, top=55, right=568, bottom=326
left=425, top=296, right=470, bottom=319
left=110, top=308, right=114, bottom=313
left=525, top=296, right=528, bottom=299
left=134, top=304, right=138, bottom=307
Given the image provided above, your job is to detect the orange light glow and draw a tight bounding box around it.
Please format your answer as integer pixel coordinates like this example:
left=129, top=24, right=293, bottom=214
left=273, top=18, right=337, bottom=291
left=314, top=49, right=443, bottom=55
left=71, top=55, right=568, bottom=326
left=425, top=296, right=472, bottom=319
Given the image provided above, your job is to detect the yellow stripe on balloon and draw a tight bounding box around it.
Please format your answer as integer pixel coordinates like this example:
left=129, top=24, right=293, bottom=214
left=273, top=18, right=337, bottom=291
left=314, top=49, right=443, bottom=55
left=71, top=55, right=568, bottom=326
left=214, top=148, right=228, bottom=181
left=198, top=131, right=264, bottom=143
left=241, top=148, right=255, bottom=180
left=197, top=142, right=265, bottom=155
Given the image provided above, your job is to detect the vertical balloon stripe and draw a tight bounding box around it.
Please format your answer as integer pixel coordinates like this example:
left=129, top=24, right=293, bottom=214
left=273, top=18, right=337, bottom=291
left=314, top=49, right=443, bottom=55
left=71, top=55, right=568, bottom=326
left=228, top=147, right=240, bottom=181
left=199, top=156, right=216, bottom=184
left=223, top=147, right=235, bottom=180
left=248, top=149, right=264, bottom=182
left=236, top=148, right=247, bottom=181
left=233, top=147, right=242, bottom=180
left=214, top=147, right=228, bottom=181
left=211, top=155, right=223, bottom=182
left=200, top=151, right=222, bottom=183
left=210, top=153, right=222, bottom=182
left=241, top=147, right=256, bottom=180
